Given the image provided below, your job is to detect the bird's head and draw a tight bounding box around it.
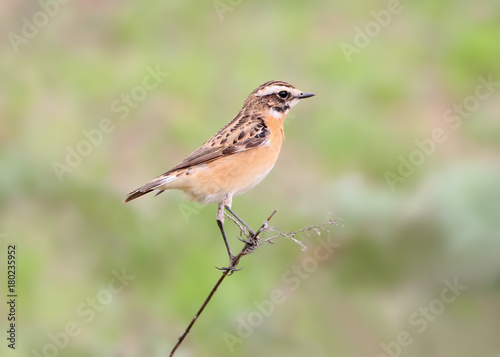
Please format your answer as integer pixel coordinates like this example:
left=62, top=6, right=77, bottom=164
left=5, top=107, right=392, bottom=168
left=244, top=80, right=315, bottom=118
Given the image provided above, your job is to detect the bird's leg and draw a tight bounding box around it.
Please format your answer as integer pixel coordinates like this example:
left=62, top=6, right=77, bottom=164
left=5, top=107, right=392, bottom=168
left=216, top=202, right=238, bottom=271
left=224, top=205, right=255, bottom=237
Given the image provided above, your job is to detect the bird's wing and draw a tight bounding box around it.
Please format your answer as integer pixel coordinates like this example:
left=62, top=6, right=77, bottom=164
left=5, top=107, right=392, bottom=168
left=124, top=112, right=271, bottom=202
left=165, top=112, right=270, bottom=173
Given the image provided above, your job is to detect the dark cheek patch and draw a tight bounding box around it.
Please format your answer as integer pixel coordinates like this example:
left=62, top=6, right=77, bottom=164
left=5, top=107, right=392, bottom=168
left=273, top=105, right=290, bottom=113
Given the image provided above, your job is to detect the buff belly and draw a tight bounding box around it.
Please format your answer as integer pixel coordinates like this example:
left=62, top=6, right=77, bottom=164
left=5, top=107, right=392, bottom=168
left=169, top=146, right=280, bottom=204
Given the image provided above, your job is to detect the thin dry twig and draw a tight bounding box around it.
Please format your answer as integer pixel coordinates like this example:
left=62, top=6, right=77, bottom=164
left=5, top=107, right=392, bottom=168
left=263, top=214, right=340, bottom=251
left=169, top=211, right=338, bottom=356
left=169, top=209, right=277, bottom=357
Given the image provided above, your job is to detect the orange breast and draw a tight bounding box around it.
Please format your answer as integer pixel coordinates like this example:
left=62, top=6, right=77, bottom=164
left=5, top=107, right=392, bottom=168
left=177, top=116, right=285, bottom=204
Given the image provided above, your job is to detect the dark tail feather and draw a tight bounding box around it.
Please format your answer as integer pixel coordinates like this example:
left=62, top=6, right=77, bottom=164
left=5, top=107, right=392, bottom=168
left=124, top=188, right=154, bottom=203
left=123, top=176, right=173, bottom=203
left=154, top=190, right=165, bottom=197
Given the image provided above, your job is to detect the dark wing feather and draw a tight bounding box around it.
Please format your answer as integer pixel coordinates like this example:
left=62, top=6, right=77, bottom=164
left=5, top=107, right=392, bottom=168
left=169, top=147, right=222, bottom=171
left=163, top=113, right=269, bottom=174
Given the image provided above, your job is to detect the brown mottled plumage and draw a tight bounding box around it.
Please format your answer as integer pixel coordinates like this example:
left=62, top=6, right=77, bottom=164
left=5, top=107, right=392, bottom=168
left=124, top=80, right=314, bottom=264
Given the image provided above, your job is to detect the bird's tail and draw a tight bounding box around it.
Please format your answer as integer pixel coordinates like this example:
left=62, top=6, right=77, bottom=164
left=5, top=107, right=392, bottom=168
left=124, top=175, right=176, bottom=203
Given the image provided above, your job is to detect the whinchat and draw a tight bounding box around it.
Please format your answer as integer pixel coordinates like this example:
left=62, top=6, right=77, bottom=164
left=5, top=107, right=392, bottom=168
left=124, top=80, right=314, bottom=267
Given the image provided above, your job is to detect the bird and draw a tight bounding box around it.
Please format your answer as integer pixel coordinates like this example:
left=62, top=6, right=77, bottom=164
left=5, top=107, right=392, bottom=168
left=124, top=80, right=314, bottom=267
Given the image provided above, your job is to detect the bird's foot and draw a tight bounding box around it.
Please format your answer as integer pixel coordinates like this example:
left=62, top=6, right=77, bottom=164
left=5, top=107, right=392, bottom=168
left=215, top=254, right=241, bottom=275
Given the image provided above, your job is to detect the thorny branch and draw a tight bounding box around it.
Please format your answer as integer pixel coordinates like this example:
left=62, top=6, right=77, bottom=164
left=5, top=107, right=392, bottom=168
left=169, top=210, right=339, bottom=357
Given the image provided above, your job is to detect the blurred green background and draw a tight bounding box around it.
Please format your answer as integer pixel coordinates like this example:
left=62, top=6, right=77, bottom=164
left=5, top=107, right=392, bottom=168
left=1, top=0, right=500, bottom=356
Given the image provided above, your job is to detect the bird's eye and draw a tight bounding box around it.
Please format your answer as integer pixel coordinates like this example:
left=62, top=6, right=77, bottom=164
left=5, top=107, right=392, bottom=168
left=277, top=91, right=288, bottom=99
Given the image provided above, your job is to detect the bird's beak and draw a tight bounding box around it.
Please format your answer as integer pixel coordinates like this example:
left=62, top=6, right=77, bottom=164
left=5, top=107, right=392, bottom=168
left=296, top=92, right=315, bottom=99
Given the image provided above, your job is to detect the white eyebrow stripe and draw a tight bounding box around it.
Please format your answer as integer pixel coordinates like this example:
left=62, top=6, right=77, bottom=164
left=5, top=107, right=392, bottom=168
left=254, top=85, right=293, bottom=97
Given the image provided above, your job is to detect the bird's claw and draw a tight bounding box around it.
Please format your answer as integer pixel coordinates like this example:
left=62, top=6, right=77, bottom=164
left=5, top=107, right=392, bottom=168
left=215, top=254, right=242, bottom=274
left=215, top=265, right=242, bottom=275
